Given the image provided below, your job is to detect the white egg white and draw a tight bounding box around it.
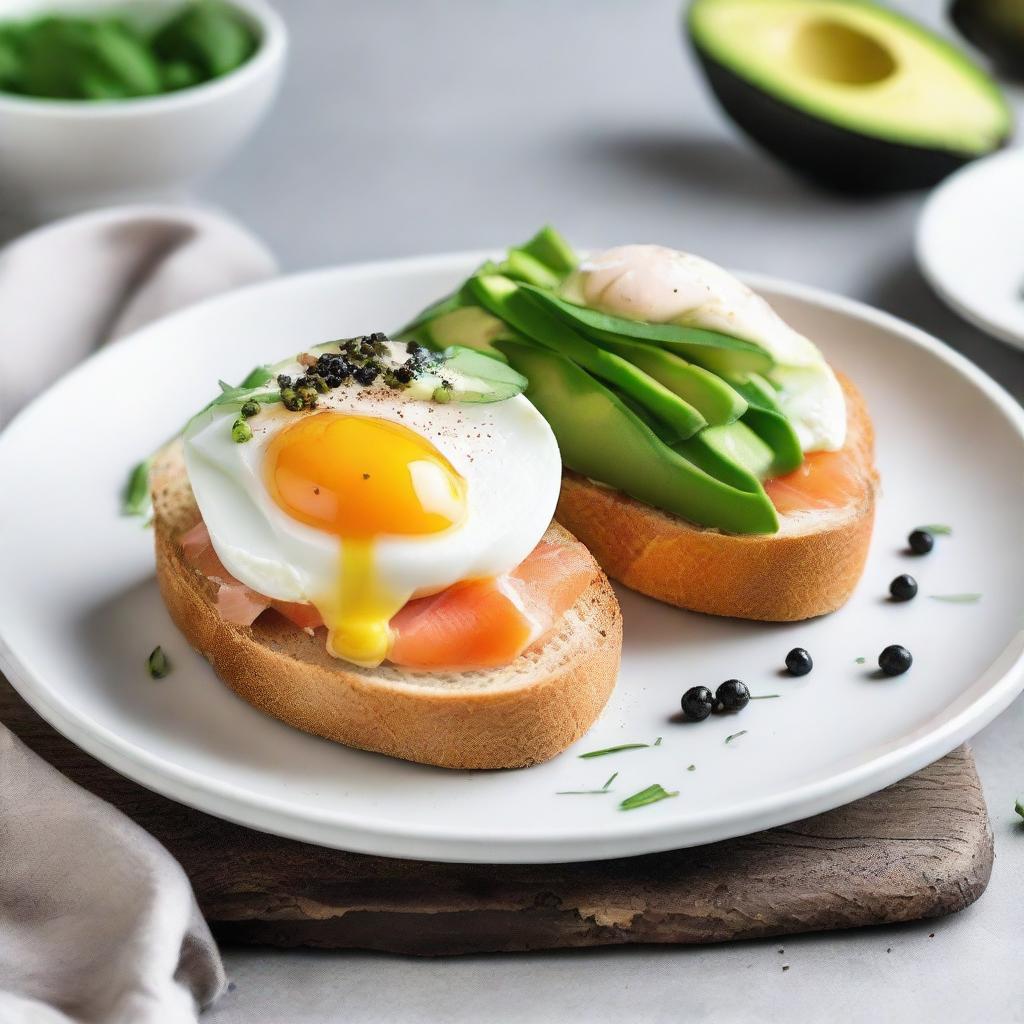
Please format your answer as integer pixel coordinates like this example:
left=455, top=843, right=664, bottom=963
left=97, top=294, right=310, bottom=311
left=183, top=358, right=562, bottom=627
left=561, top=245, right=846, bottom=452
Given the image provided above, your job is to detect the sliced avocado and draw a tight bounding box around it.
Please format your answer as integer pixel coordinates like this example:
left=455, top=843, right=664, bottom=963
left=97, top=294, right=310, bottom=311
left=496, top=339, right=778, bottom=535
left=688, top=0, right=1011, bottom=191
left=517, top=225, right=579, bottom=277
left=585, top=332, right=747, bottom=426
left=499, top=249, right=562, bottom=289
left=405, top=305, right=513, bottom=356
left=952, top=0, right=1024, bottom=78
left=471, top=273, right=708, bottom=441
left=517, top=284, right=773, bottom=376
left=725, top=373, right=803, bottom=474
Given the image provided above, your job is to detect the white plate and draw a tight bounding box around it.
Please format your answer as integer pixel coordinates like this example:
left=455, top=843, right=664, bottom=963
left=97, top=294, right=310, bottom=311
left=1, top=254, right=1023, bottom=864
left=917, top=147, right=1024, bottom=353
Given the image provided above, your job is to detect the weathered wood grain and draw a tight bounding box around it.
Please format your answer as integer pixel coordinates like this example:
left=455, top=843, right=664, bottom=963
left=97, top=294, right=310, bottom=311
left=2, top=678, right=992, bottom=955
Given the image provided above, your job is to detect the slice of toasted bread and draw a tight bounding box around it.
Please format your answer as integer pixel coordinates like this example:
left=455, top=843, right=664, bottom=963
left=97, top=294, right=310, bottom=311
left=555, top=374, right=877, bottom=622
left=151, top=444, right=622, bottom=770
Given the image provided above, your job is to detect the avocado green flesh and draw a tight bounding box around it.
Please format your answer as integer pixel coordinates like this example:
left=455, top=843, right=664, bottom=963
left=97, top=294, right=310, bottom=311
left=725, top=374, right=804, bottom=474
left=520, top=285, right=774, bottom=375
left=496, top=340, right=779, bottom=535
left=688, top=0, right=1010, bottom=157
left=518, top=225, right=579, bottom=277
left=470, top=273, right=708, bottom=441
left=583, top=332, right=748, bottom=426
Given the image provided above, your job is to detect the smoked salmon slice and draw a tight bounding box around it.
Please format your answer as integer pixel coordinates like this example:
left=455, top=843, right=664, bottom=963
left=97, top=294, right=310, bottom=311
left=388, top=540, right=593, bottom=669
left=179, top=523, right=591, bottom=669
left=764, top=443, right=865, bottom=514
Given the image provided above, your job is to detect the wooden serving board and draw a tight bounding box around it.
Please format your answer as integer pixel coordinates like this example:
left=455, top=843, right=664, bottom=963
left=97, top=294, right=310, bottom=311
left=2, top=678, right=993, bottom=955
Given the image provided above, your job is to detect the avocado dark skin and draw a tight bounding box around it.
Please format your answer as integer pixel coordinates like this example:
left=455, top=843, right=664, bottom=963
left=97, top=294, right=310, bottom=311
left=693, top=48, right=983, bottom=193
left=952, top=0, right=1024, bottom=78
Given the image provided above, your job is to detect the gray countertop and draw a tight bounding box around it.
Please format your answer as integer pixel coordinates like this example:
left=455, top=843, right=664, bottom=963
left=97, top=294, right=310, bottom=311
left=194, top=0, right=1023, bottom=1019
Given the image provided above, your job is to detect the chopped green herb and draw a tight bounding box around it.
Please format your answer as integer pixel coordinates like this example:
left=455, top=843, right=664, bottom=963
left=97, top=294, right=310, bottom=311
left=855, top=657, right=866, bottom=664
left=122, top=455, right=154, bottom=517
left=1016, top=799, right=1024, bottom=822
left=929, top=593, right=982, bottom=604
left=654, top=736, right=663, bottom=746
left=557, top=771, right=619, bottom=796
left=239, top=399, right=261, bottom=419
left=918, top=524, right=952, bottom=535
left=147, top=646, right=171, bottom=679
left=725, top=730, right=748, bottom=744
left=579, top=742, right=650, bottom=759
left=620, top=784, right=678, bottom=811
left=231, top=418, right=252, bottom=443
left=750, top=694, right=780, bottom=700
left=687, top=764, right=696, bottom=772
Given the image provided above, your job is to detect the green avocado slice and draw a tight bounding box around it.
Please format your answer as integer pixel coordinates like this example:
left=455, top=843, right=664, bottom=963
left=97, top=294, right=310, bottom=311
left=581, top=332, right=748, bottom=426
left=726, top=373, right=804, bottom=475
left=517, top=284, right=773, bottom=376
left=470, top=273, right=708, bottom=442
left=516, top=225, right=579, bottom=277
left=495, top=339, right=778, bottom=535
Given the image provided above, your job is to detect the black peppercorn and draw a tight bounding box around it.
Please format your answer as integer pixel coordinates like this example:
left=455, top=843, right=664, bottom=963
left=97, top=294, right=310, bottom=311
left=785, top=648, right=813, bottom=676
left=716, top=679, right=750, bottom=712
left=908, top=529, right=934, bottom=555
left=681, top=686, right=715, bottom=722
left=878, top=645, right=913, bottom=676
left=889, top=574, right=918, bottom=602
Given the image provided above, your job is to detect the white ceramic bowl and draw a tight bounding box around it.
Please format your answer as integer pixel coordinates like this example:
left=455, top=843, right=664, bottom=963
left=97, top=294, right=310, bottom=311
left=0, top=0, right=287, bottom=218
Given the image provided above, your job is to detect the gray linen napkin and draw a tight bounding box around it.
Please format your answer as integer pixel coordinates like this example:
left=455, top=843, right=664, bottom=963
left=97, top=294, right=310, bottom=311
left=0, top=206, right=277, bottom=1023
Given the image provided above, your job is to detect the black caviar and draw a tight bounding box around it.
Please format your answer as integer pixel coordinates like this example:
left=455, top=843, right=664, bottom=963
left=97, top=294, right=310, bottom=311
left=889, top=574, right=918, bottom=602
left=681, top=686, right=715, bottom=722
left=878, top=645, right=913, bottom=676
left=785, top=648, right=813, bottom=676
left=908, top=529, right=934, bottom=555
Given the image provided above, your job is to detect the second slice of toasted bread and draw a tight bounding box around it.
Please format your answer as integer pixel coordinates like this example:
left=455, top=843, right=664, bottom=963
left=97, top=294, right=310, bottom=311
left=152, top=444, right=622, bottom=770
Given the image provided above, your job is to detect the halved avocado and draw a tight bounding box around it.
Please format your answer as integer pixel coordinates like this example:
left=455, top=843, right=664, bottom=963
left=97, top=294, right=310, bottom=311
left=687, top=0, right=1012, bottom=192
left=952, top=0, right=1024, bottom=78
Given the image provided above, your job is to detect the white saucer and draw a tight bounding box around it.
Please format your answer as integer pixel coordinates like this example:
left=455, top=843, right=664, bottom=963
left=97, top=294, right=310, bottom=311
left=917, top=146, right=1024, bottom=352
left=1, top=254, right=1023, bottom=863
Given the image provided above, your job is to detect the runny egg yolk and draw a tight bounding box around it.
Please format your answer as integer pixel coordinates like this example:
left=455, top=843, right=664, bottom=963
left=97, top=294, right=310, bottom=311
left=264, top=412, right=467, bottom=666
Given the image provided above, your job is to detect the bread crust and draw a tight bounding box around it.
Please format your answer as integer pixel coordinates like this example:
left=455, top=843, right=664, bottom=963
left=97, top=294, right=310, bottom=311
left=555, top=374, right=878, bottom=622
left=152, top=447, right=622, bottom=770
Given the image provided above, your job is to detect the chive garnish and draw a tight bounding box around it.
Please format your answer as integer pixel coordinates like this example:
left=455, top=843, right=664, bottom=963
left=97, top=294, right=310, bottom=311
left=725, top=730, right=748, bottom=744
left=750, top=694, right=780, bottom=700
left=654, top=736, right=663, bottom=746
left=1015, top=799, right=1023, bottom=822
left=557, top=772, right=618, bottom=796
left=855, top=657, right=866, bottom=664
left=687, top=764, right=696, bottom=772
left=147, top=646, right=171, bottom=679
left=929, top=593, right=982, bottom=603
left=619, top=784, right=678, bottom=811
left=579, top=742, right=651, bottom=759
left=918, top=524, right=952, bottom=535
left=122, top=455, right=155, bottom=517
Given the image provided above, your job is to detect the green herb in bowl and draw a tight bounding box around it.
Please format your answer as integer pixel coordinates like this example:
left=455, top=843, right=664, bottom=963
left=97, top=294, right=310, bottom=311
left=0, top=1, right=258, bottom=101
